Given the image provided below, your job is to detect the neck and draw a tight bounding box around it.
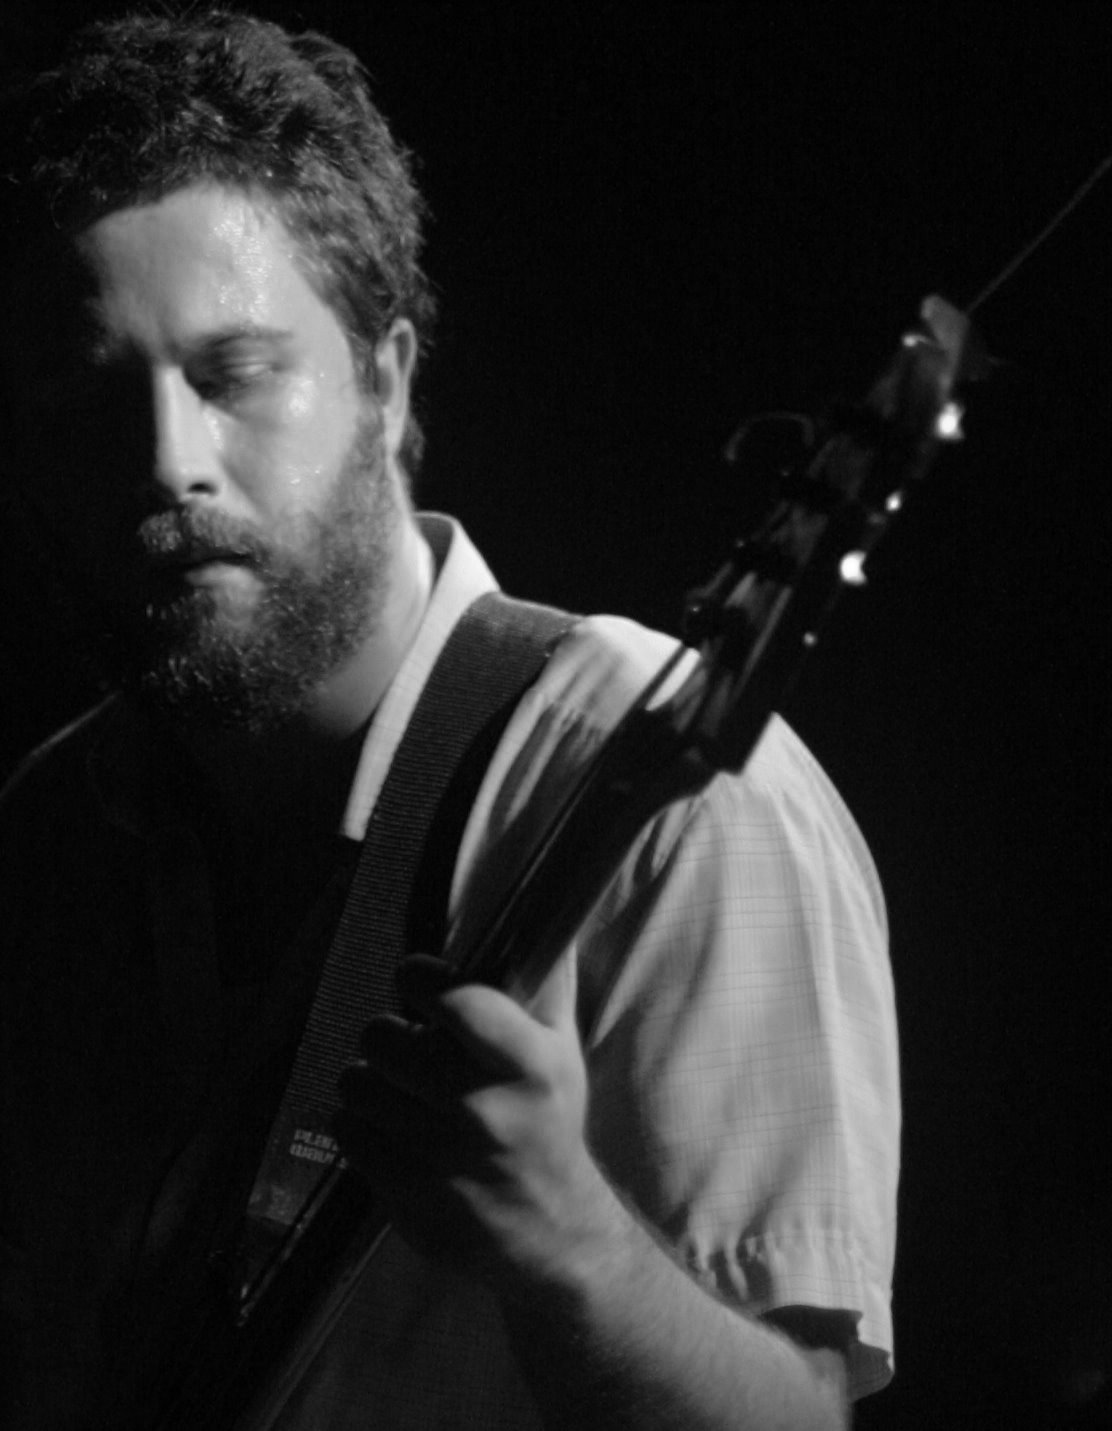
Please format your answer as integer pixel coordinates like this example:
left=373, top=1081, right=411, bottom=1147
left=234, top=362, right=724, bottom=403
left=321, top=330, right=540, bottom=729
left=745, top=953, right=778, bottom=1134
left=176, top=509, right=434, bottom=830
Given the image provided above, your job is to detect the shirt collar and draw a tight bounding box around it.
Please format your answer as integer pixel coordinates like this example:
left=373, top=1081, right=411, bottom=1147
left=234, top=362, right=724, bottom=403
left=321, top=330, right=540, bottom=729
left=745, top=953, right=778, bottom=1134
left=339, top=513, right=499, bottom=840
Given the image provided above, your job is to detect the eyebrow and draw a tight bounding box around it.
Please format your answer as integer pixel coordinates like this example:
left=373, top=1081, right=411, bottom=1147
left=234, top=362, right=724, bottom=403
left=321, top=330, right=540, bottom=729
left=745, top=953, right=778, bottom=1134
left=78, top=316, right=298, bottom=362
left=186, top=324, right=297, bottom=354
left=199, top=324, right=296, bottom=344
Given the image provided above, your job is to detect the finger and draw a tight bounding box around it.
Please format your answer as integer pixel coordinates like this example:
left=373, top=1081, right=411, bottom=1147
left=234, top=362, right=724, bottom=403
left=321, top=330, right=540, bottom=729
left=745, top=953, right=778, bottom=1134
left=433, top=982, right=552, bottom=1077
left=515, top=940, right=579, bottom=1032
left=396, top=953, right=457, bottom=1021
left=332, top=1114, right=476, bottom=1266
left=333, top=1107, right=433, bottom=1191
left=337, top=1061, right=493, bottom=1175
left=358, top=1015, right=434, bottom=1095
left=396, top=954, right=542, bottom=1077
left=400, top=950, right=579, bottom=1072
left=440, top=943, right=579, bottom=1067
left=338, top=1062, right=447, bottom=1134
left=358, top=1018, right=489, bottom=1106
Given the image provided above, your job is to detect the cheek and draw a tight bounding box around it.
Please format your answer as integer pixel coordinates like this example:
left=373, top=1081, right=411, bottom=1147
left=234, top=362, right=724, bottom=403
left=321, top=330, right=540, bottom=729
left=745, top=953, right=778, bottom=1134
left=229, top=379, right=365, bottom=516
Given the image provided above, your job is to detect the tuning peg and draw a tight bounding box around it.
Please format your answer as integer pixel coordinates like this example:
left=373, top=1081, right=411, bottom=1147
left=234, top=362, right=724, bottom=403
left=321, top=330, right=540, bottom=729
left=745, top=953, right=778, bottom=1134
left=935, top=401, right=964, bottom=440
left=682, top=595, right=720, bottom=643
left=839, top=551, right=868, bottom=586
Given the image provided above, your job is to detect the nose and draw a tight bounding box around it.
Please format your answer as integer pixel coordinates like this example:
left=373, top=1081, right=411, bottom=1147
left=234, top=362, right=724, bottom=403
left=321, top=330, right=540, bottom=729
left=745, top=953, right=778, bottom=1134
left=148, top=367, right=222, bottom=506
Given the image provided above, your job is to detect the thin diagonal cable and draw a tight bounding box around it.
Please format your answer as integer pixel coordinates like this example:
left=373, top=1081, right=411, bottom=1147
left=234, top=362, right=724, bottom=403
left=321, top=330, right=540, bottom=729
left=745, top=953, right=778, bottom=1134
left=967, top=151, right=1111, bottom=315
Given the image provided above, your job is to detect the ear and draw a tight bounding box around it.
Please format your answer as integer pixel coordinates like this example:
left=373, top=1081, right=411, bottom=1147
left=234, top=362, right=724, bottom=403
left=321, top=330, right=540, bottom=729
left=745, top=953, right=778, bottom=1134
left=373, top=318, right=418, bottom=462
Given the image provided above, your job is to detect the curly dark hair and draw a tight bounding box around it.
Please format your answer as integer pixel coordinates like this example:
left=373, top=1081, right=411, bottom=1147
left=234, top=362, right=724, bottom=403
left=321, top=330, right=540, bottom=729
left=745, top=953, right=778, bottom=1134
left=5, top=6, right=437, bottom=472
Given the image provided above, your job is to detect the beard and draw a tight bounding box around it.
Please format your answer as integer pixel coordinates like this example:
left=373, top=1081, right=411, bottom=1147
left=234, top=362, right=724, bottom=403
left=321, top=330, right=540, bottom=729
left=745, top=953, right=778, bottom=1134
left=98, top=407, right=399, bottom=733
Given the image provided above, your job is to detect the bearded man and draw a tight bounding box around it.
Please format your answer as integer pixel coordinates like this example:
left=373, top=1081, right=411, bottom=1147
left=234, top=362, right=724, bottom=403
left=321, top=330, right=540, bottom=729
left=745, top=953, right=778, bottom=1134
left=0, top=10, right=899, bottom=1430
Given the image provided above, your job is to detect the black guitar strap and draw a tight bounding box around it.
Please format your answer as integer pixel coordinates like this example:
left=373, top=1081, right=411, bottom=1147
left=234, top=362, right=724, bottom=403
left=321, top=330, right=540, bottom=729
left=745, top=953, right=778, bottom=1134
left=240, top=589, right=576, bottom=1278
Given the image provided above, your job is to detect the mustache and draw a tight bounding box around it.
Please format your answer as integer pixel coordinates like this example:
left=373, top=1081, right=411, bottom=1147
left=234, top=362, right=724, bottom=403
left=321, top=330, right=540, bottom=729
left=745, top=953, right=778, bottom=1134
left=137, top=508, right=270, bottom=567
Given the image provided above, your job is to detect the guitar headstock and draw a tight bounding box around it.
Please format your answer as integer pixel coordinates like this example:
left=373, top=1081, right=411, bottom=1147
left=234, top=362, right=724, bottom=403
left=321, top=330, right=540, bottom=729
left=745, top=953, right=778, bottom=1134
left=866, top=295, right=974, bottom=472
left=466, top=294, right=986, bottom=998
left=668, top=295, right=980, bottom=774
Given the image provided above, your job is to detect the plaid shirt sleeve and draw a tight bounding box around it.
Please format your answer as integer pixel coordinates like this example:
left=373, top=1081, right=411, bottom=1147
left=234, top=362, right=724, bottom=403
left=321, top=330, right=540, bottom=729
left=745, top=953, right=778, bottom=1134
left=457, top=612, right=899, bottom=1401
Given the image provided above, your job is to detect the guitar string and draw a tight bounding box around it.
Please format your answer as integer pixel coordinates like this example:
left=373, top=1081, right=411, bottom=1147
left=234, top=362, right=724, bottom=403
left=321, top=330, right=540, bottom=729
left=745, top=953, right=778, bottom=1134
left=966, top=149, right=1111, bottom=316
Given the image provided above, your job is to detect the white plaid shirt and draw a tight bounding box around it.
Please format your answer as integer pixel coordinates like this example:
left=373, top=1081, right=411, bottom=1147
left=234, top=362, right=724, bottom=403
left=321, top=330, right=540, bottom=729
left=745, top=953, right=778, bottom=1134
left=274, top=514, right=899, bottom=1428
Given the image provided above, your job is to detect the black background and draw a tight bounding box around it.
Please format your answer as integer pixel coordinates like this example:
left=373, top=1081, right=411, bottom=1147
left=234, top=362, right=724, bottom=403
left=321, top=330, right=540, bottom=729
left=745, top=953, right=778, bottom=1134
left=2, top=5, right=1109, bottom=1427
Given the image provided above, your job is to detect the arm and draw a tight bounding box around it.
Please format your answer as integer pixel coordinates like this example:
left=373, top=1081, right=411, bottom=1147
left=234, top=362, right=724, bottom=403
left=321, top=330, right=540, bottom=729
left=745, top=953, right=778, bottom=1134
left=337, top=949, right=850, bottom=1431
left=504, top=1225, right=850, bottom=1431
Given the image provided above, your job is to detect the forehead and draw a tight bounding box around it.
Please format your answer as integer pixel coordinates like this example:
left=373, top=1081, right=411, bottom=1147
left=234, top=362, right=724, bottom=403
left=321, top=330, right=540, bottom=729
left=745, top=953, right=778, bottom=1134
left=72, top=184, right=342, bottom=351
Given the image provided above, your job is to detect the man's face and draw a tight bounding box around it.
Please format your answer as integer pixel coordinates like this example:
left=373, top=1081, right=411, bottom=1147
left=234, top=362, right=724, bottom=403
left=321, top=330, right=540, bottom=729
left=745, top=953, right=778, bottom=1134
left=16, top=183, right=401, bottom=728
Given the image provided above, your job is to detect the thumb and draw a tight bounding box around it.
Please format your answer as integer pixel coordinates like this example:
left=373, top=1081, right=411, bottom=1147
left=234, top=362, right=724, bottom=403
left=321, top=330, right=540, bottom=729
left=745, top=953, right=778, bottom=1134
left=510, top=940, right=579, bottom=1031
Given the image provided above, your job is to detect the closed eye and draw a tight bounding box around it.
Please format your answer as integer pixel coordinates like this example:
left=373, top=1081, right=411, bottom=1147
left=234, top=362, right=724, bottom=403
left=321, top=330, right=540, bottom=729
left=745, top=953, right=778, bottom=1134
left=186, top=330, right=294, bottom=404
left=190, top=360, right=275, bottom=402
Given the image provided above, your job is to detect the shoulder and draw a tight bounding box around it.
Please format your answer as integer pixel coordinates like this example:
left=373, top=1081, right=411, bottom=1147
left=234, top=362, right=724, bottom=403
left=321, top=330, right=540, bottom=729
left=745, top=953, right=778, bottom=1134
left=0, top=698, right=143, bottom=980
left=460, top=613, right=689, bottom=842
left=0, top=695, right=155, bottom=859
left=1, top=696, right=122, bottom=809
left=451, top=609, right=883, bottom=948
left=537, top=613, right=688, bottom=720
left=515, top=612, right=878, bottom=896
left=495, top=611, right=693, bottom=782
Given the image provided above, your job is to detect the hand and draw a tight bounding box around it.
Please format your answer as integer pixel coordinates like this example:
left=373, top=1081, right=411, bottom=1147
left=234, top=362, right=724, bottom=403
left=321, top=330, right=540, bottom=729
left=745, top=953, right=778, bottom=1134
left=336, top=945, right=613, bottom=1287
